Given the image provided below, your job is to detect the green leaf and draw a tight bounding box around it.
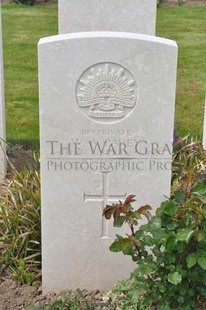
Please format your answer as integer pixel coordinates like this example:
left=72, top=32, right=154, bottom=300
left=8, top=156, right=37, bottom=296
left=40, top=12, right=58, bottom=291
left=198, top=255, right=206, bottom=270
left=163, top=200, right=178, bottom=216
left=136, top=261, right=154, bottom=276
left=186, top=253, right=197, bottom=268
left=165, top=235, right=176, bottom=251
left=188, top=289, right=195, bottom=296
left=144, top=235, right=155, bottom=246
left=167, top=220, right=177, bottom=231
left=197, top=231, right=205, bottom=242
left=158, top=283, right=166, bottom=293
left=135, top=230, right=143, bottom=238
left=113, top=216, right=125, bottom=228
left=149, top=221, right=169, bottom=238
left=128, top=288, right=145, bottom=300
left=177, top=241, right=186, bottom=253
left=202, top=207, right=206, bottom=218
left=168, top=271, right=182, bottom=285
left=200, top=287, right=206, bottom=296
left=174, top=190, right=185, bottom=204
left=166, top=264, right=175, bottom=272
left=110, top=238, right=133, bottom=255
left=165, top=253, right=176, bottom=264
left=109, top=240, right=122, bottom=252
left=192, top=184, right=206, bottom=195
left=179, top=286, right=187, bottom=296
left=177, top=228, right=194, bottom=243
left=177, top=296, right=185, bottom=304
left=159, top=303, right=170, bottom=310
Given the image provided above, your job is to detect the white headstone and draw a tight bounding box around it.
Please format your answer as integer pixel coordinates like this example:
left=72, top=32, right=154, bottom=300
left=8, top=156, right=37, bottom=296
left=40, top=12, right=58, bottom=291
left=39, top=32, right=178, bottom=294
left=59, top=0, right=157, bottom=35
left=203, top=97, right=206, bottom=150
left=0, top=2, right=6, bottom=183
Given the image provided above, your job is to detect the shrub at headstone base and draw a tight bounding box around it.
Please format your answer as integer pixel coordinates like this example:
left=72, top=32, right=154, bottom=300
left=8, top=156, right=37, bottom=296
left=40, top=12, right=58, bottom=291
left=103, top=141, right=206, bottom=310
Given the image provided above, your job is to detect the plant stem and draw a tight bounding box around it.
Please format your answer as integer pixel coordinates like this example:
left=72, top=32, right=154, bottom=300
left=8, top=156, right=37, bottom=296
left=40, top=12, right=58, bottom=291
left=129, top=222, right=142, bottom=259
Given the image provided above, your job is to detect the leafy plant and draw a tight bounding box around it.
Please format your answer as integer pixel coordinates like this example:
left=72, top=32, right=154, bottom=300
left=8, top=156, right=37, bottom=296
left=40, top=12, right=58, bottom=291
left=27, top=289, right=99, bottom=310
left=172, top=136, right=206, bottom=192
left=103, top=144, right=206, bottom=309
left=105, top=281, right=150, bottom=310
left=0, top=153, right=41, bottom=284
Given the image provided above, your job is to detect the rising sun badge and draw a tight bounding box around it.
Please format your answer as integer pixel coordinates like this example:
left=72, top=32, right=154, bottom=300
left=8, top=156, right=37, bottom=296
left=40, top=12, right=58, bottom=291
left=76, top=62, right=137, bottom=123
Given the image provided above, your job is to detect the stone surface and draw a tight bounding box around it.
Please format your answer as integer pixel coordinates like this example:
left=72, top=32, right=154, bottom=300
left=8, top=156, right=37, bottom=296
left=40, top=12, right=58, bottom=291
left=203, top=97, right=206, bottom=150
left=59, top=0, right=156, bottom=35
left=39, top=32, right=178, bottom=294
left=0, top=2, right=6, bottom=182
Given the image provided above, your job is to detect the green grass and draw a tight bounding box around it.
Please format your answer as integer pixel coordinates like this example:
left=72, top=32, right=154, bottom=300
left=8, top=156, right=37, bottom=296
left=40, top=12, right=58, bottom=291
left=156, top=7, right=206, bottom=138
left=1, top=5, right=206, bottom=143
left=2, top=5, right=58, bottom=144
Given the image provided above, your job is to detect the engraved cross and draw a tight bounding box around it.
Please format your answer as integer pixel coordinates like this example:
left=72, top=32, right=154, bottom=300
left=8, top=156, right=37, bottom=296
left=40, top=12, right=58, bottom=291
left=84, top=171, right=127, bottom=239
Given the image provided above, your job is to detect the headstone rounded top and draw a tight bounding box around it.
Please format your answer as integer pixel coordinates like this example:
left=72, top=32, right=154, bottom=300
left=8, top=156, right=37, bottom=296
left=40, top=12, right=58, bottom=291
left=58, top=0, right=157, bottom=35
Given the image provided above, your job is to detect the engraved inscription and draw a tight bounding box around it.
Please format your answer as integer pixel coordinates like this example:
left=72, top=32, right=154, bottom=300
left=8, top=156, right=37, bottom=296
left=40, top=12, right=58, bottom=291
left=84, top=171, right=127, bottom=238
left=76, top=63, right=137, bottom=123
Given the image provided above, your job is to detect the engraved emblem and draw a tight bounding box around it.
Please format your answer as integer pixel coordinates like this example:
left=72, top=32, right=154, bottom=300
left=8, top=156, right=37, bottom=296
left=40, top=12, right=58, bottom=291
left=76, top=62, right=137, bottom=123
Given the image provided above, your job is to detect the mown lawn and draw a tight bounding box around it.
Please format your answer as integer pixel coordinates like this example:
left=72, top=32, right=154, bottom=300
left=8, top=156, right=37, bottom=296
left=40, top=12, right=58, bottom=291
left=157, top=6, right=206, bottom=139
left=1, top=5, right=206, bottom=143
left=2, top=5, right=58, bottom=144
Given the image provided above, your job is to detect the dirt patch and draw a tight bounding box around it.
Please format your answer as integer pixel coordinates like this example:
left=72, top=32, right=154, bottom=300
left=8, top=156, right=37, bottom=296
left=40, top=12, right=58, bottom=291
left=0, top=278, right=42, bottom=310
left=0, top=278, right=110, bottom=310
left=1, top=277, right=206, bottom=310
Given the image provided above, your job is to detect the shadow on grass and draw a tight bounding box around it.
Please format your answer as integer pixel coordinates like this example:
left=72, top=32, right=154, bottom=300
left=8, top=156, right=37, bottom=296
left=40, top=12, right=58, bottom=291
left=6, top=140, right=40, bottom=173
left=7, top=139, right=40, bottom=151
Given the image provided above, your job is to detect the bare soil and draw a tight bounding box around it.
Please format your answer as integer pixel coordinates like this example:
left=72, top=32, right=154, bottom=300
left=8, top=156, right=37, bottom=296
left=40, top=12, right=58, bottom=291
left=0, top=277, right=205, bottom=309
left=0, top=278, right=110, bottom=310
left=0, top=278, right=42, bottom=310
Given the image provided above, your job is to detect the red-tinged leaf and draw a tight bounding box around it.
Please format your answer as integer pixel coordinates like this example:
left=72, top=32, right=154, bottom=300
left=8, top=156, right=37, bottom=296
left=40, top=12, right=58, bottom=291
left=124, top=195, right=136, bottom=205
left=122, top=204, right=132, bottom=215
left=136, top=205, right=152, bottom=214
left=113, top=208, right=121, bottom=220
left=102, top=205, right=115, bottom=219
left=134, top=205, right=152, bottom=220
left=102, top=204, right=113, bottom=214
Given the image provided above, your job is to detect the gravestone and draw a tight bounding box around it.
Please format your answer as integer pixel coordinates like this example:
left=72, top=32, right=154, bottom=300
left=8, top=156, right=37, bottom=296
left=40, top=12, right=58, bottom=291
left=0, top=2, right=6, bottom=183
left=58, top=0, right=157, bottom=35
left=203, top=97, right=206, bottom=150
left=39, top=31, right=178, bottom=293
